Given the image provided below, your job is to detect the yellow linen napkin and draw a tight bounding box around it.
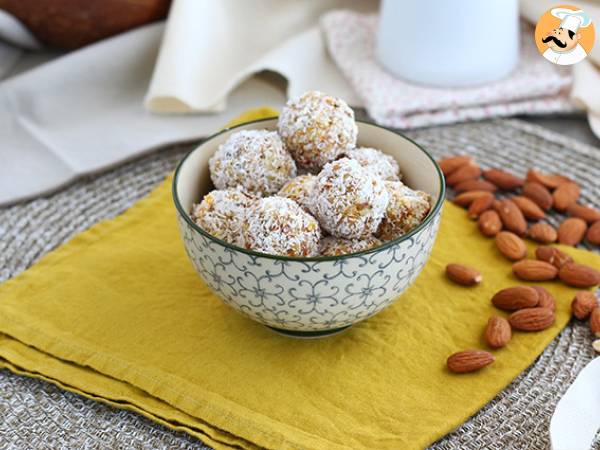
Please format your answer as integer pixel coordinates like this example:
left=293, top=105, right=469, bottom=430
left=0, top=111, right=599, bottom=450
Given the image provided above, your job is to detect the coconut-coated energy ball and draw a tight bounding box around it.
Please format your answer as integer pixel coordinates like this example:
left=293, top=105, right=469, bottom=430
left=243, top=197, right=321, bottom=257
left=376, top=181, right=432, bottom=241
left=278, top=91, right=358, bottom=172
left=209, top=129, right=296, bottom=196
left=190, top=189, right=255, bottom=246
left=311, top=158, right=389, bottom=239
left=345, top=147, right=401, bottom=181
left=277, top=174, right=316, bottom=212
left=319, top=236, right=382, bottom=256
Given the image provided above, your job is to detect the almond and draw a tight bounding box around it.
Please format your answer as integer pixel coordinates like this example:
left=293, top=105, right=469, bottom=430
left=511, top=196, right=545, bottom=221
left=557, top=218, right=587, bottom=246
left=454, top=179, right=498, bottom=193
left=558, top=263, right=600, bottom=288
left=454, top=191, right=493, bottom=208
left=446, top=162, right=482, bottom=186
left=438, top=155, right=473, bottom=176
left=494, top=199, right=527, bottom=236
left=528, top=223, right=557, bottom=244
left=478, top=210, right=503, bottom=237
left=509, top=308, right=555, bottom=331
left=568, top=204, right=600, bottom=224
left=533, top=286, right=556, bottom=311
left=526, top=169, right=572, bottom=190
left=445, top=263, right=482, bottom=286
left=512, top=260, right=558, bottom=281
left=590, top=308, right=600, bottom=337
left=447, top=350, right=494, bottom=373
left=587, top=221, right=600, bottom=245
left=483, top=168, right=524, bottom=190
left=522, top=181, right=553, bottom=211
left=572, top=291, right=597, bottom=320
left=484, top=316, right=512, bottom=349
left=492, top=286, right=539, bottom=310
left=495, top=231, right=527, bottom=261
left=467, top=193, right=494, bottom=219
left=535, top=246, right=574, bottom=268
left=553, top=182, right=581, bottom=212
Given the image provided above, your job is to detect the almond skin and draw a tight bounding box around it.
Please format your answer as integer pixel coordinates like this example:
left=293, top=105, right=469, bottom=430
left=568, top=204, right=600, bottom=224
left=483, top=169, right=524, bottom=190
left=446, top=163, right=482, bottom=186
left=453, top=191, right=492, bottom=208
left=512, top=260, right=558, bottom=281
left=509, top=308, right=555, bottom=331
left=447, top=350, right=494, bottom=373
left=572, top=291, right=597, bottom=320
left=526, top=169, right=572, bottom=190
left=535, top=246, right=574, bottom=268
left=533, top=286, right=556, bottom=311
left=492, top=286, right=539, bottom=310
left=495, top=231, right=527, bottom=261
left=522, top=181, right=553, bottom=211
left=445, top=263, right=482, bottom=286
left=557, top=218, right=587, bottom=246
left=438, top=155, right=473, bottom=176
left=559, top=263, right=600, bottom=288
left=553, top=182, right=581, bottom=212
left=478, top=210, right=503, bottom=237
left=494, top=199, right=527, bottom=236
left=528, top=223, right=557, bottom=244
left=590, top=308, right=600, bottom=337
left=454, top=179, right=498, bottom=193
left=467, top=193, right=494, bottom=219
left=511, top=196, right=545, bottom=221
left=484, top=316, right=512, bottom=349
left=587, top=221, right=600, bottom=245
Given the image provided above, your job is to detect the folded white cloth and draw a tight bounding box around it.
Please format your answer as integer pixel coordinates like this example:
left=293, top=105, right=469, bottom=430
left=321, top=10, right=578, bottom=129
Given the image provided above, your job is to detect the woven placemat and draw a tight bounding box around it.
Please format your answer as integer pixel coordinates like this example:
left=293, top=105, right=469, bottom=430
left=0, top=119, right=598, bottom=449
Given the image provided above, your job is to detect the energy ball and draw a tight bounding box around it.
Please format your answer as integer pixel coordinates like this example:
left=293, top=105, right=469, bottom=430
left=191, top=189, right=254, bottom=246
left=312, top=158, right=389, bottom=239
left=376, top=181, right=432, bottom=241
left=277, top=174, right=316, bottom=212
left=209, top=129, right=296, bottom=196
left=278, top=91, right=358, bottom=172
left=243, top=197, right=320, bottom=257
left=319, top=236, right=382, bottom=256
left=345, top=147, right=401, bottom=181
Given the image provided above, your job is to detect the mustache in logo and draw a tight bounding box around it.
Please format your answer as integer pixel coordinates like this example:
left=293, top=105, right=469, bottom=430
left=542, top=35, right=567, bottom=48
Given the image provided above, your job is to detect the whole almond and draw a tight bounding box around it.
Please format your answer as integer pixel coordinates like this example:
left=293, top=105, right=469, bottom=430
left=454, top=191, right=493, bottom=208
left=528, top=223, right=557, bottom=244
left=559, top=263, right=600, bottom=288
left=483, top=169, right=524, bottom=190
left=557, top=218, right=587, bottom=246
left=590, top=308, right=600, bottom=337
left=467, top=193, right=494, bottom=219
left=553, top=182, right=581, bottom=212
left=438, top=155, right=473, bottom=176
left=445, top=263, right=482, bottom=286
left=495, top=231, right=527, bottom=261
left=533, top=286, right=556, bottom=311
left=446, top=163, right=482, bottom=186
left=484, top=316, right=512, bottom=349
left=572, top=291, right=597, bottom=320
left=511, top=196, right=545, bottom=221
left=492, top=286, right=539, bottom=310
left=522, top=181, right=553, bottom=210
left=494, top=199, right=527, bottom=236
left=454, top=179, right=498, bottom=193
left=535, top=246, right=574, bottom=268
left=447, top=350, right=494, bottom=373
left=587, top=221, right=600, bottom=245
left=509, top=308, right=555, bottom=331
left=478, top=210, right=502, bottom=237
left=512, top=260, right=558, bottom=281
left=568, top=204, right=600, bottom=224
left=526, top=169, right=572, bottom=190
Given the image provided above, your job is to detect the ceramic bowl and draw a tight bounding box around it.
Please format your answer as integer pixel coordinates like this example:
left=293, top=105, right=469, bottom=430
left=173, top=118, right=445, bottom=338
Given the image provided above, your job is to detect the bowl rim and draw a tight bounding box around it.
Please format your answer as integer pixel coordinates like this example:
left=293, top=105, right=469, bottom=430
left=172, top=117, right=446, bottom=262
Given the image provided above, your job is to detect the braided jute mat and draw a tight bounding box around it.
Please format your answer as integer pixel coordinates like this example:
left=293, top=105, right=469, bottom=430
left=1, top=119, right=599, bottom=450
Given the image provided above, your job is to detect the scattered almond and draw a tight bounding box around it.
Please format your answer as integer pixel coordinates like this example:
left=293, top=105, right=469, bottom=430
left=484, top=316, right=512, bottom=349
left=495, top=231, right=527, bottom=261
left=553, top=182, right=581, bottom=212
left=593, top=339, right=600, bottom=353
left=590, top=308, right=600, bottom=337
left=558, top=263, right=600, bottom=288
left=454, top=179, right=498, bottom=193
left=467, top=193, right=494, bottom=219
left=533, top=286, right=556, bottom=311
left=494, top=199, right=527, bottom=236
left=509, top=308, right=555, bottom=331
left=445, top=264, right=482, bottom=286
left=453, top=191, right=492, bottom=208
left=526, top=169, right=572, bottom=190
left=568, top=204, right=600, bottom=224
left=446, top=162, right=482, bottom=186
left=483, top=169, right=524, bottom=190
left=557, top=218, right=587, bottom=246
left=478, top=210, right=503, bottom=237
left=438, top=155, right=473, bottom=176
left=587, top=221, right=600, bottom=245
left=511, top=196, right=545, bottom=221
left=522, top=181, right=553, bottom=211
left=535, top=246, right=574, bottom=268
left=512, top=260, right=558, bottom=281
left=447, top=350, right=495, bottom=373
left=491, top=286, right=539, bottom=310
left=572, top=291, right=597, bottom=320
left=528, top=223, right=557, bottom=244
